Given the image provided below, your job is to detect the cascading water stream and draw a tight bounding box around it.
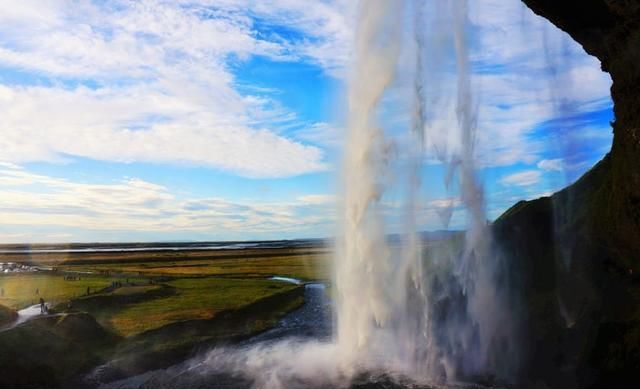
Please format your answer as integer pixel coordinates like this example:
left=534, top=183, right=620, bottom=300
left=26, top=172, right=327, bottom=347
left=335, top=0, right=402, bottom=366
left=189, top=1, right=517, bottom=387
left=334, top=0, right=514, bottom=383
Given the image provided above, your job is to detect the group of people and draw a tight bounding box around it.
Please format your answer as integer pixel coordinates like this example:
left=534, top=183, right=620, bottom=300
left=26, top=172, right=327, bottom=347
left=1, top=277, right=141, bottom=316
left=111, top=281, right=124, bottom=288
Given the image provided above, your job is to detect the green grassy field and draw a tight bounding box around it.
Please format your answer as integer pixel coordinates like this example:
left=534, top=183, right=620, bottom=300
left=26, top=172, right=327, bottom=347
left=0, top=274, right=133, bottom=309
left=0, top=246, right=329, bottom=265
left=63, top=253, right=332, bottom=281
left=0, top=246, right=329, bottom=388
left=75, top=277, right=299, bottom=336
left=0, top=247, right=330, bottom=307
left=0, top=248, right=330, bottom=331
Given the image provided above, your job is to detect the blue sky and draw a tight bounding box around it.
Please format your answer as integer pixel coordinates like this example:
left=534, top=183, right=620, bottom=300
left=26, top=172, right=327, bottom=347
left=0, top=1, right=612, bottom=243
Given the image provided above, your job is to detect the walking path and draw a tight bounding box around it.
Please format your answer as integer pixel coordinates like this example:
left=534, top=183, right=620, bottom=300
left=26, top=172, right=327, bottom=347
left=0, top=302, right=62, bottom=332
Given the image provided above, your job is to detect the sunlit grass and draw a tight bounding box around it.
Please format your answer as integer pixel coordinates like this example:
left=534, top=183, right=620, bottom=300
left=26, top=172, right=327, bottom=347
left=0, top=274, right=126, bottom=309
left=104, top=277, right=298, bottom=336
left=0, top=248, right=328, bottom=338
left=63, top=253, right=333, bottom=281
left=110, top=285, right=160, bottom=296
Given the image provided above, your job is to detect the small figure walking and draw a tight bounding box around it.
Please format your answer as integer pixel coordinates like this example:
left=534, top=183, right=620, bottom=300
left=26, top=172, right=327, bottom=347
left=87, top=286, right=90, bottom=295
left=1, top=288, right=4, bottom=297
left=39, top=297, right=45, bottom=314
left=35, top=288, right=39, bottom=295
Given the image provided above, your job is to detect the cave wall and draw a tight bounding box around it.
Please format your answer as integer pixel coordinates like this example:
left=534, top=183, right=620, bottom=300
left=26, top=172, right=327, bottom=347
left=492, top=1, right=640, bottom=387
left=522, top=0, right=640, bottom=270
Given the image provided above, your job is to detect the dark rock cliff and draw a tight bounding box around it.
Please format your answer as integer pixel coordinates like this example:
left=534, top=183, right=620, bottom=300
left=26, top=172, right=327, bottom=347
left=493, top=1, right=640, bottom=387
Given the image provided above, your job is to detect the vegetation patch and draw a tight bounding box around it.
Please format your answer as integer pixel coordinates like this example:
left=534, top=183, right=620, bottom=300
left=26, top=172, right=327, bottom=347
left=0, top=313, right=119, bottom=389
left=62, top=252, right=332, bottom=282
left=104, top=277, right=299, bottom=336
left=107, top=286, right=305, bottom=379
left=0, top=247, right=323, bottom=386
left=0, top=274, right=130, bottom=309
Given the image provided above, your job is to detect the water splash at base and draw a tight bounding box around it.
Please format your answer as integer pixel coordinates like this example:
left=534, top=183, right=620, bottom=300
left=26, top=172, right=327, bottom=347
left=191, top=1, right=517, bottom=387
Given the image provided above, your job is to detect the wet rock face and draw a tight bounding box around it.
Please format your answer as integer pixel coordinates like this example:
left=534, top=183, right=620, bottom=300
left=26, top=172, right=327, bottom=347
left=522, top=0, right=617, bottom=59
left=518, top=0, right=640, bottom=283
left=521, top=0, right=640, bottom=263
left=521, top=0, right=638, bottom=62
left=492, top=1, right=640, bottom=387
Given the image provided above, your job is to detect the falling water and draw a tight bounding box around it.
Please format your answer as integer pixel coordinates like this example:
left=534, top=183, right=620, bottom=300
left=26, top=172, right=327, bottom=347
left=335, top=0, right=402, bottom=367
left=334, top=0, right=515, bottom=384
left=185, top=1, right=517, bottom=387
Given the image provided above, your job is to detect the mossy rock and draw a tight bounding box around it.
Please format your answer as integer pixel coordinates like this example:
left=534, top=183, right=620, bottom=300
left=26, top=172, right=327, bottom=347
left=0, top=312, right=118, bottom=389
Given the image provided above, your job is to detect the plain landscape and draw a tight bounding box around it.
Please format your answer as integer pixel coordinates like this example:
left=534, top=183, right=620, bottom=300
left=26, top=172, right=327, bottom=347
left=0, top=241, right=332, bottom=387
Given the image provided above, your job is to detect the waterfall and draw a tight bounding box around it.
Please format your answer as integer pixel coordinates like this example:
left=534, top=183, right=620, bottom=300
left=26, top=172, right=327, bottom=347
left=197, top=1, right=518, bottom=387
left=334, top=0, right=516, bottom=383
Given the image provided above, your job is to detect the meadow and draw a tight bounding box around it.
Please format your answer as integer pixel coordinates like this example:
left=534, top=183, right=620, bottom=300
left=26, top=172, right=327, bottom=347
left=74, top=277, right=300, bottom=336
left=0, top=245, right=332, bottom=387
left=0, top=246, right=330, bottom=325
left=63, top=253, right=332, bottom=280
left=0, top=273, right=131, bottom=310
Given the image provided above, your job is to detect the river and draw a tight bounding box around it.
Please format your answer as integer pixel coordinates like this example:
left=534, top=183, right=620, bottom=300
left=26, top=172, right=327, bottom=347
left=95, top=283, right=333, bottom=389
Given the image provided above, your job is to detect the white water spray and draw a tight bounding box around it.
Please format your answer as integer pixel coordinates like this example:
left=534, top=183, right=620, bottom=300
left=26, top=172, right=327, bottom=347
left=335, top=0, right=403, bottom=366
left=334, top=0, right=515, bottom=383
left=193, top=1, right=516, bottom=387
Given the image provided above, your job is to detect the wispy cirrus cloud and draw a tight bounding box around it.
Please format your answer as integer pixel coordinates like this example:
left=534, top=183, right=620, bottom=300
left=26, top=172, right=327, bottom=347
left=0, top=0, right=611, bottom=178
left=537, top=159, right=563, bottom=172
left=0, top=163, right=336, bottom=242
left=0, top=162, right=482, bottom=242
left=0, top=0, right=356, bottom=178
left=385, top=0, right=612, bottom=172
left=500, top=170, right=542, bottom=187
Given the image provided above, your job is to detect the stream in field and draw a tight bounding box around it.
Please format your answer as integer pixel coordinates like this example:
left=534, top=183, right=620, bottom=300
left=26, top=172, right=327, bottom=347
left=96, top=283, right=494, bottom=389
left=95, top=283, right=333, bottom=389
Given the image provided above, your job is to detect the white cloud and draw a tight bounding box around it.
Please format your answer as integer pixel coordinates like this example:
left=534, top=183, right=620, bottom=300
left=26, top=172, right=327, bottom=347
left=500, top=170, right=542, bottom=187
left=0, top=163, right=336, bottom=241
left=247, top=0, right=356, bottom=75
left=296, top=194, right=337, bottom=205
left=428, top=198, right=462, bottom=209
left=472, top=0, right=612, bottom=165
left=0, top=0, right=616, bottom=241
left=0, top=83, right=326, bottom=177
left=537, top=158, right=563, bottom=171
left=0, top=0, right=612, bottom=178
left=294, top=122, right=343, bottom=149
left=385, top=0, right=613, bottom=170
left=0, top=0, right=357, bottom=178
